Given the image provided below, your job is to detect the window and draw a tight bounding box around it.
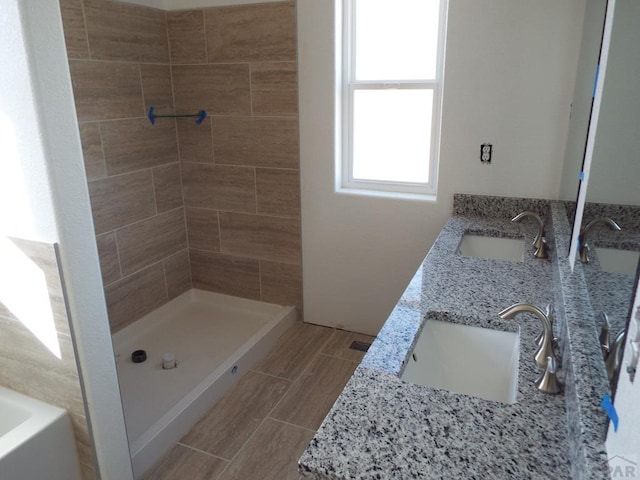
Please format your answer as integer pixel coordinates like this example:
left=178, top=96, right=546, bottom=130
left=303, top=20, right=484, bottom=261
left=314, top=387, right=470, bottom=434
left=340, top=0, right=447, bottom=197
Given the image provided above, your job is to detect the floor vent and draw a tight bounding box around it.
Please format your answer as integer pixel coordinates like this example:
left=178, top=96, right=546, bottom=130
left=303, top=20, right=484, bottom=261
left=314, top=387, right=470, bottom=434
left=349, top=341, right=371, bottom=352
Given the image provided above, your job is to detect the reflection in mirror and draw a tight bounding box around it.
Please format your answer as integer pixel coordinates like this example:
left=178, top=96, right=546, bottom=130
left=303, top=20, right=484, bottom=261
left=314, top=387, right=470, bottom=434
left=558, top=0, right=607, bottom=211
left=564, top=0, right=640, bottom=395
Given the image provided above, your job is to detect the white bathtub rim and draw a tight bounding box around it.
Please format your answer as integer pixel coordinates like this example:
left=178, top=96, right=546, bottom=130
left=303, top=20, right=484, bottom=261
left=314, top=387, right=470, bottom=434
left=0, top=385, right=66, bottom=456
left=0, top=386, right=82, bottom=480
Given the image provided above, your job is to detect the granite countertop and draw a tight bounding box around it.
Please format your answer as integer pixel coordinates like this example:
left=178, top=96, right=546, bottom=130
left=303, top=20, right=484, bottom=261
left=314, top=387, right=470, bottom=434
left=299, top=210, right=573, bottom=479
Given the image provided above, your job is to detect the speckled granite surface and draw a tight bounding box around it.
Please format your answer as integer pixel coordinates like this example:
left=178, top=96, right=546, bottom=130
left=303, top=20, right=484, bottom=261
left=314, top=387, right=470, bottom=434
left=548, top=203, right=611, bottom=479
left=300, top=198, right=576, bottom=479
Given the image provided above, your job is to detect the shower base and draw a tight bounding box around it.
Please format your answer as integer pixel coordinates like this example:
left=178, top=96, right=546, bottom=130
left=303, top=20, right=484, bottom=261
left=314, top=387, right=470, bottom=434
left=111, top=289, right=296, bottom=478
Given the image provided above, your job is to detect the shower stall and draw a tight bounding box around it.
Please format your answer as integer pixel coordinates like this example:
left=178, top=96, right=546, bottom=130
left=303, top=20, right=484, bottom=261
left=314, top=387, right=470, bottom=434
left=58, top=0, right=301, bottom=476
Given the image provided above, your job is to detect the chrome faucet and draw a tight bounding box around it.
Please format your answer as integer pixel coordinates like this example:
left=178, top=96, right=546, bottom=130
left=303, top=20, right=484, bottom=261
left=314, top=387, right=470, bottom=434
left=578, top=217, right=621, bottom=263
left=499, top=302, right=560, bottom=394
left=599, top=312, right=611, bottom=357
left=604, top=329, right=626, bottom=383
left=499, top=303, right=556, bottom=369
left=511, top=211, right=548, bottom=259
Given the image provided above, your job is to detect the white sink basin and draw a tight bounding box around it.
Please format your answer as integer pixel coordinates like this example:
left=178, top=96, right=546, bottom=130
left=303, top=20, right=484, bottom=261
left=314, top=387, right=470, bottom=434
left=594, top=247, right=640, bottom=275
left=402, top=320, right=519, bottom=404
left=457, top=234, right=525, bottom=262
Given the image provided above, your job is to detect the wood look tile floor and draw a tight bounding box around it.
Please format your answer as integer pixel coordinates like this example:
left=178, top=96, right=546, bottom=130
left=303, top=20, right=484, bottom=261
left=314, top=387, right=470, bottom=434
left=143, top=323, right=375, bottom=480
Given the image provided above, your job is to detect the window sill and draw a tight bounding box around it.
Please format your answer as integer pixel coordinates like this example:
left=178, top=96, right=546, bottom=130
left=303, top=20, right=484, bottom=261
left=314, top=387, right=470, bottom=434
left=335, top=187, right=437, bottom=202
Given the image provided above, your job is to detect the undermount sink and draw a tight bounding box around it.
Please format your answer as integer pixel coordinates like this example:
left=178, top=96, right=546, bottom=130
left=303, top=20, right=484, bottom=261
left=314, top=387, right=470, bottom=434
left=402, top=320, right=519, bottom=404
left=594, top=247, right=640, bottom=275
left=457, top=234, right=525, bottom=262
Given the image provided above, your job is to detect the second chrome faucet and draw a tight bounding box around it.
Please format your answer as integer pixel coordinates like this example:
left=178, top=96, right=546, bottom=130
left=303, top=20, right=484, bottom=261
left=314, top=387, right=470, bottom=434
left=511, top=211, right=548, bottom=259
left=499, top=302, right=561, bottom=394
left=578, top=216, right=622, bottom=263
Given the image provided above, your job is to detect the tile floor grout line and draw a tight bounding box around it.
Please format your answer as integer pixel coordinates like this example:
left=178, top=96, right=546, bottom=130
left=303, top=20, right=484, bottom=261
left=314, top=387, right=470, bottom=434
left=266, top=330, right=339, bottom=424
left=175, top=442, right=231, bottom=462
left=218, top=328, right=338, bottom=473
left=316, top=351, right=364, bottom=365
left=267, top=416, right=318, bottom=434
left=248, top=368, right=296, bottom=383
left=253, top=326, right=338, bottom=383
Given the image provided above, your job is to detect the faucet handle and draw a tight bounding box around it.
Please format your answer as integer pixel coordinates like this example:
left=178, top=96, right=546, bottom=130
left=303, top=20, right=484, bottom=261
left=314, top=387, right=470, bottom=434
left=535, top=356, right=561, bottom=394
left=511, top=211, right=547, bottom=258
left=533, top=238, right=548, bottom=259
left=599, top=312, right=611, bottom=358
left=536, top=304, right=556, bottom=346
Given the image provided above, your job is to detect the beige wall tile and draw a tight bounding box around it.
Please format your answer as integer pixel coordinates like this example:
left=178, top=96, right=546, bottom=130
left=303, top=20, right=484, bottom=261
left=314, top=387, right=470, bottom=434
left=116, top=208, right=187, bottom=276
left=88, top=170, right=156, bottom=234
left=186, top=208, right=220, bottom=252
left=253, top=323, right=334, bottom=381
left=167, top=10, right=207, bottom=65
left=142, top=445, right=228, bottom=480
left=69, top=414, right=98, bottom=479
left=96, top=232, right=122, bottom=285
left=322, top=330, right=376, bottom=363
left=84, top=0, right=169, bottom=63
left=101, top=118, right=178, bottom=176
left=260, top=260, right=302, bottom=311
left=181, top=371, right=291, bottom=459
left=256, top=168, right=300, bottom=217
left=69, top=60, right=144, bottom=122
left=80, top=461, right=98, bottom=480
left=218, top=418, right=314, bottom=480
left=153, top=163, right=184, bottom=213
left=190, top=249, right=260, bottom=300
left=78, top=123, right=106, bottom=181
left=140, top=64, right=175, bottom=114
left=177, top=118, right=214, bottom=163
left=212, top=117, right=299, bottom=169
left=182, top=163, right=256, bottom=213
left=105, top=263, right=168, bottom=331
left=58, top=0, right=90, bottom=59
left=0, top=318, right=85, bottom=418
left=251, top=62, right=298, bottom=116
left=219, top=212, right=301, bottom=264
left=172, top=64, right=251, bottom=116
left=271, top=354, right=357, bottom=430
left=164, top=250, right=192, bottom=299
left=204, top=3, right=296, bottom=63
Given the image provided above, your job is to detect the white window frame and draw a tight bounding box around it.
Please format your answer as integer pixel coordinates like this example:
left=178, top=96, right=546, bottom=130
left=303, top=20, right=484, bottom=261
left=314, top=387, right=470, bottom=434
left=339, top=0, right=448, bottom=198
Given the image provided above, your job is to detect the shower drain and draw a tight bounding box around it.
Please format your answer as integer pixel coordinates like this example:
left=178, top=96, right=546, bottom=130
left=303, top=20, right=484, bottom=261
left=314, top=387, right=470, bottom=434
left=349, top=341, right=371, bottom=352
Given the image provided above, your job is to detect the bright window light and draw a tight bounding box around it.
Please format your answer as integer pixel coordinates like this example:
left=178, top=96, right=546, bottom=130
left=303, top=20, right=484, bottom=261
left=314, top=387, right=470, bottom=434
left=353, top=89, right=433, bottom=183
left=355, top=0, right=440, bottom=81
left=0, top=236, right=61, bottom=359
left=341, top=0, right=447, bottom=197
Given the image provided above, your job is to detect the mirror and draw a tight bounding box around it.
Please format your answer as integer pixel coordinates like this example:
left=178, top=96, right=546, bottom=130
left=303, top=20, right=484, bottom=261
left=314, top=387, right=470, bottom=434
left=563, top=0, right=640, bottom=395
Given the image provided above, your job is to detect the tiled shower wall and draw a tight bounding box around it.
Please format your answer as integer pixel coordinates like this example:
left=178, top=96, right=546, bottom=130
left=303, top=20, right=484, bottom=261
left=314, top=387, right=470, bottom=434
left=168, top=2, right=302, bottom=313
left=60, top=0, right=190, bottom=333
left=59, top=0, right=302, bottom=333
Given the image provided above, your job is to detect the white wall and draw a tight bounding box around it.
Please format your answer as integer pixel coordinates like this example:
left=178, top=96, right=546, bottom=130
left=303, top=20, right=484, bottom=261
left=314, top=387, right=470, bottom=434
left=559, top=0, right=607, bottom=202
left=0, top=1, right=58, bottom=242
left=1, top=1, right=134, bottom=478
left=299, top=0, right=585, bottom=335
left=587, top=0, right=640, bottom=206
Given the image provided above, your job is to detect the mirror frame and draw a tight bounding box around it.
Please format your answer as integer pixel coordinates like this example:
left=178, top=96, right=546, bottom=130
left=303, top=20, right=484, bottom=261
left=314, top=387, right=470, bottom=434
left=568, top=0, right=617, bottom=268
